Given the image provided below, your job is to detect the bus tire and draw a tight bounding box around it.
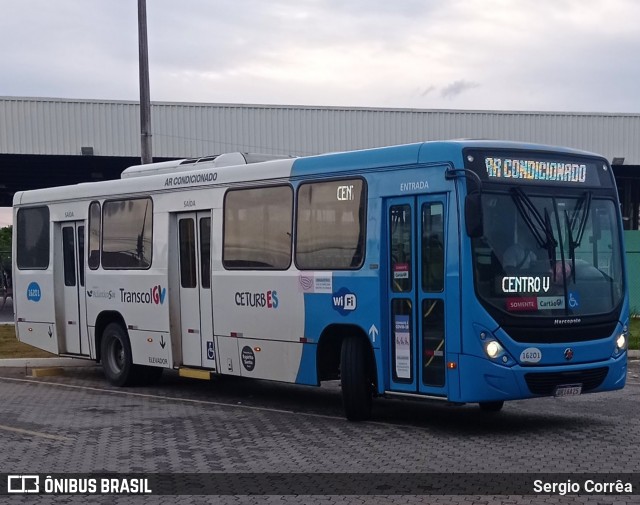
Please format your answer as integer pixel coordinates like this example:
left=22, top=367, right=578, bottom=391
left=479, top=401, right=504, bottom=412
left=101, top=322, right=137, bottom=387
left=340, top=335, right=373, bottom=421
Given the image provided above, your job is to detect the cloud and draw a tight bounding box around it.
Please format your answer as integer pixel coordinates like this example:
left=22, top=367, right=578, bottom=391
left=440, top=81, right=480, bottom=99
left=1, top=0, right=640, bottom=111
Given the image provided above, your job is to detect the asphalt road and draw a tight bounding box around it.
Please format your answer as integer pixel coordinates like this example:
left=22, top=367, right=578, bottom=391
left=0, top=359, right=639, bottom=504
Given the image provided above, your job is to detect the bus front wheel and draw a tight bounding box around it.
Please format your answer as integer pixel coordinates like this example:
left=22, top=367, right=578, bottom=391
left=340, top=335, right=373, bottom=421
left=101, top=322, right=137, bottom=387
left=479, top=401, right=504, bottom=413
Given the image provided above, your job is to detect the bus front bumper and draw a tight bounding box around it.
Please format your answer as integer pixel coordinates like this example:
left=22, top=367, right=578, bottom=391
left=454, top=353, right=627, bottom=403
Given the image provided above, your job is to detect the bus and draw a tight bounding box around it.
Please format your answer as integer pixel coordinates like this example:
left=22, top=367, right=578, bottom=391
left=12, top=141, right=628, bottom=420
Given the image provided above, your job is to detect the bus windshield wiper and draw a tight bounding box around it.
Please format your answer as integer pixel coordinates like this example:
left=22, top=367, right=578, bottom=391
left=569, top=191, right=592, bottom=248
left=563, top=191, right=592, bottom=283
left=565, top=210, right=576, bottom=282
left=544, top=207, right=557, bottom=271
left=510, top=188, right=557, bottom=267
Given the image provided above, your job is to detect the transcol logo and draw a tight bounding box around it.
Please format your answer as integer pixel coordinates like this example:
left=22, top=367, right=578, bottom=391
left=119, top=285, right=166, bottom=305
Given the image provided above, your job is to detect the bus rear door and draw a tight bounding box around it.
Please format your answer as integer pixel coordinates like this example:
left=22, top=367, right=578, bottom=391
left=58, top=221, right=90, bottom=356
left=386, top=196, right=448, bottom=397
left=176, top=212, right=215, bottom=370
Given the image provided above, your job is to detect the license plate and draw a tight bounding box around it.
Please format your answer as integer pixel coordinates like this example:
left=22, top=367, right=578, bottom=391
left=554, top=384, right=582, bottom=397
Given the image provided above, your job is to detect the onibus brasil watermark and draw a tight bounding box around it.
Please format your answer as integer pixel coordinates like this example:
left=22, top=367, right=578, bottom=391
left=7, top=475, right=151, bottom=495
left=4, top=473, right=638, bottom=495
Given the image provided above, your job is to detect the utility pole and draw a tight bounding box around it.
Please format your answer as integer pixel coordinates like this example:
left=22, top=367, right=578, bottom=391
left=138, top=0, right=152, bottom=164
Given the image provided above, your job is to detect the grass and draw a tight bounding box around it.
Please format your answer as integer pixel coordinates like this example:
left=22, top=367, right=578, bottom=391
left=0, top=325, right=55, bottom=359
left=628, top=317, right=640, bottom=351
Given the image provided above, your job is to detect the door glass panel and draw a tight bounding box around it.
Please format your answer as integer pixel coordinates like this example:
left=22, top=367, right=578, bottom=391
left=62, top=227, right=76, bottom=287
left=391, top=298, right=413, bottom=382
left=422, top=299, right=445, bottom=387
left=78, top=226, right=85, bottom=287
left=179, top=219, right=197, bottom=289
left=390, top=205, right=412, bottom=293
left=200, top=217, right=211, bottom=289
left=422, top=203, right=444, bottom=292
left=88, top=202, right=100, bottom=270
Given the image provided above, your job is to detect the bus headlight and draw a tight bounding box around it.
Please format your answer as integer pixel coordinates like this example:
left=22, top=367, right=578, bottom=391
left=614, top=321, right=629, bottom=355
left=616, top=333, right=627, bottom=353
left=485, top=340, right=504, bottom=359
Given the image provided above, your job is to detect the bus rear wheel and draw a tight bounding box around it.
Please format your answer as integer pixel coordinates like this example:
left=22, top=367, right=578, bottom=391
left=101, top=322, right=137, bottom=387
left=340, top=335, right=373, bottom=421
left=479, top=401, right=504, bottom=412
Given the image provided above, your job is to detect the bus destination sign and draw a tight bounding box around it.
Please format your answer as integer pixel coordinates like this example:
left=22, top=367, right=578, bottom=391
left=485, top=157, right=588, bottom=184
left=463, top=150, right=610, bottom=188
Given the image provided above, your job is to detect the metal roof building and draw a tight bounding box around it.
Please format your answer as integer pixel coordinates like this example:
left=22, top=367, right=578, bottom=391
left=2, top=96, right=639, bottom=161
left=1, top=96, right=640, bottom=228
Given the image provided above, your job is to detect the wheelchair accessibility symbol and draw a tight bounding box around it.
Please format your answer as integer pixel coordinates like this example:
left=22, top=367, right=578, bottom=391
left=206, top=341, right=215, bottom=360
left=568, top=292, right=580, bottom=309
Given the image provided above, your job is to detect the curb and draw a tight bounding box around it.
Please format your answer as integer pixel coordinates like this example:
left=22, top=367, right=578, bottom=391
left=0, top=358, right=97, bottom=368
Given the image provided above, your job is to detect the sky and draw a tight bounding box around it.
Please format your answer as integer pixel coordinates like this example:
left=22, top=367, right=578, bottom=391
left=1, top=0, right=640, bottom=225
left=2, top=0, right=640, bottom=111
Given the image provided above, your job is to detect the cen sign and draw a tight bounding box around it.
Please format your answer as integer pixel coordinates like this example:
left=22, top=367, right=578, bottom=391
left=336, top=185, right=354, bottom=201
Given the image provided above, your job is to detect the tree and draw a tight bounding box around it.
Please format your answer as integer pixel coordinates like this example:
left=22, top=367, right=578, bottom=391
left=0, top=225, right=11, bottom=275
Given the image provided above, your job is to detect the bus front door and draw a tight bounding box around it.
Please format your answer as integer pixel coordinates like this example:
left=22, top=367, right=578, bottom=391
left=387, top=196, right=448, bottom=397
left=59, top=221, right=90, bottom=356
left=177, top=212, right=215, bottom=370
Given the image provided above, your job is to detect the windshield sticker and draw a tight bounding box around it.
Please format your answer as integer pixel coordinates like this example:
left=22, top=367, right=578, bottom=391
left=568, top=292, right=580, bottom=309
left=506, top=296, right=566, bottom=311
left=537, top=296, right=565, bottom=310
left=506, top=297, right=537, bottom=312
left=501, top=276, right=550, bottom=294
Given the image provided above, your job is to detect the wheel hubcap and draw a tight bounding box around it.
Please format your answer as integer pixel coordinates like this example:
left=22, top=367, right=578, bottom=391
left=109, top=338, right=124, bottom=372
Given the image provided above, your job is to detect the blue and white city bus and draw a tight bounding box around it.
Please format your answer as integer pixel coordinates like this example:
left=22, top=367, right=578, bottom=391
left=13, top=141, right=628, bottom=420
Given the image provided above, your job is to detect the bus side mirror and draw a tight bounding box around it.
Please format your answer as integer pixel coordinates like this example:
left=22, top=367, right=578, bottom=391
left=465, top=193, right=483, bottom=238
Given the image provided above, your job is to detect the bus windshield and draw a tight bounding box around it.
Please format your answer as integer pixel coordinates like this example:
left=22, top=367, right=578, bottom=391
left=471, top=190, right=624, bottom=318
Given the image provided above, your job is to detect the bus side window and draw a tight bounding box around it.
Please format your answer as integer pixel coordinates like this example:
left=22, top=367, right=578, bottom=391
left=296, top=178, right=366, bottom=270
left=223, top=185, right=292, bottom=270
left=102, top=198, right=153, bottom=269
left=16, top=206, right=50, bottom=270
